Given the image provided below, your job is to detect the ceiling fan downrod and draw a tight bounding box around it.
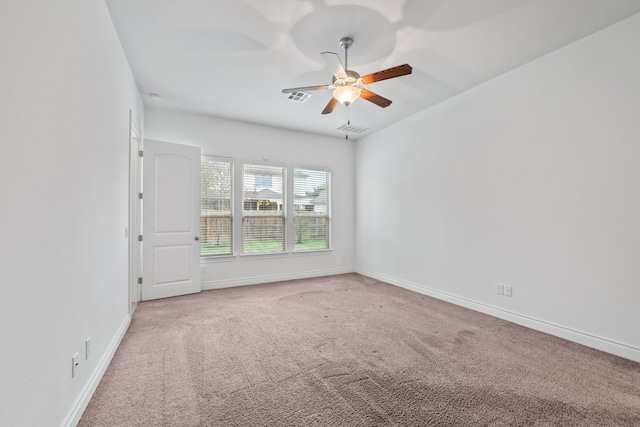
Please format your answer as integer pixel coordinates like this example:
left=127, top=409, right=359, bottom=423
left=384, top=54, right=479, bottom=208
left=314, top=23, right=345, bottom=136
left=340, top=37, right=353, bottom=71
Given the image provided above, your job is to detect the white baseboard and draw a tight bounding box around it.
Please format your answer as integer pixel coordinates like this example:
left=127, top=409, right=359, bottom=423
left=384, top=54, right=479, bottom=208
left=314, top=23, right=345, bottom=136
left=201, top=266, right=356, bottom=290
left=62, top=314, right=132, bottom=427
left=358, top=268, right=640, bottom=363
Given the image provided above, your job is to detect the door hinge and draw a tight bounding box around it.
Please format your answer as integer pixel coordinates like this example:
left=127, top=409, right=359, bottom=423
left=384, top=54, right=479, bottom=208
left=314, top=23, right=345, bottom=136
left=138, top=192, right=143, bottom=199
left=138, top=277, right=143, bottom=285
left=138, top=235, right=143, bottom=242
left=138, top=150, right=143, bottom=157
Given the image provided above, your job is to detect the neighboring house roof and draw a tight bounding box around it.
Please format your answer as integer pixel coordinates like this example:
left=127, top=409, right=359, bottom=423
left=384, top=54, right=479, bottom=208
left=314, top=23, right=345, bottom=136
left=246, top=188, right=282, bottom=200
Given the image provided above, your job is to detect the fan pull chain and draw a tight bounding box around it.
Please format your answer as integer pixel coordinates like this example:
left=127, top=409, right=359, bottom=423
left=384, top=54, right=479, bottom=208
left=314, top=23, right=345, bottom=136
left=345, top=108, right=350, bottom=140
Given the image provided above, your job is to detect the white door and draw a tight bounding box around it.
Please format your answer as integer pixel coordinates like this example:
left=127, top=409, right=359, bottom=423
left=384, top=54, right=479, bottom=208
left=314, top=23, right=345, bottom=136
left=142, top=140, right=201, bottom=300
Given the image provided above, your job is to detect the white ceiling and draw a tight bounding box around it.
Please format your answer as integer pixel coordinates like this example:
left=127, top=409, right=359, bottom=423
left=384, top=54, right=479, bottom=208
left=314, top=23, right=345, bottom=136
left=105, top=0, right=640, bottom=140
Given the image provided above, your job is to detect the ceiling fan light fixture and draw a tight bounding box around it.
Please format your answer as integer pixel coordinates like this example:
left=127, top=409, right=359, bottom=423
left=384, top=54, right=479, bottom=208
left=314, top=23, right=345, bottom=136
left=333, top=85, right=361, bottom=106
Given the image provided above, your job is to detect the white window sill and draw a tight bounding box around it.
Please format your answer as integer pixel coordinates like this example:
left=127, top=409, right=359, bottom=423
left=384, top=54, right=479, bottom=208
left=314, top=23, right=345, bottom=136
left=201, top=254, right=235, bottom=263
left=239, top=251, right=288, bottom=260
left=292, top=248, right=333, bottom=256
left=201, top=248, right=333, bottom=262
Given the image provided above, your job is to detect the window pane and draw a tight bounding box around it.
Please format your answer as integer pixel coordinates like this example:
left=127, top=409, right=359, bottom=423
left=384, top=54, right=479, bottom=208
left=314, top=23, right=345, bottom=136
left=254, top=174, right=272, bottom=188
left=242, top=217, right=285, bottom=252
left=201, top=157, right=232, bottom=256
left=294, top=216, right=329, bottom=250
left=243, top=164, right=285, bottom=253
left=200, top=217, right=232, bottom=255
left=294, top=169, right=329, bottom=250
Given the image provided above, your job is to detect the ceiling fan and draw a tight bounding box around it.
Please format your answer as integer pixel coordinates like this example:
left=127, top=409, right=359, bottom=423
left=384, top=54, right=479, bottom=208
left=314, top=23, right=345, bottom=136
left=282, top=37, right=413, bottom=115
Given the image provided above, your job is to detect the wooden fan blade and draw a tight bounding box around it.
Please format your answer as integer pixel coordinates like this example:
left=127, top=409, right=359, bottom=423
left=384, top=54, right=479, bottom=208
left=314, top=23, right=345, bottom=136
left=282, top=85, right=329, bottom=93
left=360, top=89, right=392, bottom=108
left=321, top=97, right=339, bottom=115
left=360, top=64, right=412, bottom=85
left=321, top=52, right=347, bottom=79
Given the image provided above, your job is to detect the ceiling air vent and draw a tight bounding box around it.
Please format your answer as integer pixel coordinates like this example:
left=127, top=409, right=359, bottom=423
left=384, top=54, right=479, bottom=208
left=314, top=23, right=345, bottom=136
left=287, top=91, right=311, bottom=103
left=336, top=124, right=371, bottom=134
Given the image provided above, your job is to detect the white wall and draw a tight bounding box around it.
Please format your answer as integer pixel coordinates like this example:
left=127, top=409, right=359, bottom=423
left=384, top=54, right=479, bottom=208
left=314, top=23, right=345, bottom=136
left=0, top=1, right=143, bottom=425
left=355, top=14, right=640, bottom=362
left=145, top=108, right=355, bottom=288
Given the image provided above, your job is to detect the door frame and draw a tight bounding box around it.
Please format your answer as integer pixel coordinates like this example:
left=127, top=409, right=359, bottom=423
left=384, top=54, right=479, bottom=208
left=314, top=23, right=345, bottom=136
left=128, top=111, right=142, bottom=314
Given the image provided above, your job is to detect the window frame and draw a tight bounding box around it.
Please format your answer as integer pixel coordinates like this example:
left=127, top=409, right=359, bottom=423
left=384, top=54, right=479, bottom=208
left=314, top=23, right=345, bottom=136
left=241, top=162, right=287, bottom=255
left=292, top=166, right=331, bottom=253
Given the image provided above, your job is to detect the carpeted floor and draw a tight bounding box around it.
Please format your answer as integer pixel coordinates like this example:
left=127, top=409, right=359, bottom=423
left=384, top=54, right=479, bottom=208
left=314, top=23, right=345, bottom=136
left=79, top=273, right=640, bottom=426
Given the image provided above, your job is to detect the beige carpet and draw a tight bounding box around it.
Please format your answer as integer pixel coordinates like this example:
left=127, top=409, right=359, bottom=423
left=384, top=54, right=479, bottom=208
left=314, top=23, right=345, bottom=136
left=79, top=274, right=640, bottom=426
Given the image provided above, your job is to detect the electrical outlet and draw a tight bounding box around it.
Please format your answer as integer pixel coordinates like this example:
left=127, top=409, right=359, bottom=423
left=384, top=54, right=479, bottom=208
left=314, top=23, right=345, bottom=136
left=85, top=337, right=92, bottom=360
left=504, top=285, right=513, bottom=297
left=496, top=283, right=504, bottom=295
left=72, top=353, right=80, bottom=378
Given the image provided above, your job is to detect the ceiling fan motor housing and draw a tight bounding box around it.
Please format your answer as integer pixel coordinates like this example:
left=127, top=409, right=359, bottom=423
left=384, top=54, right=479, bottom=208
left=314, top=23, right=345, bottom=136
left=332, top=70, right=362, bottom=87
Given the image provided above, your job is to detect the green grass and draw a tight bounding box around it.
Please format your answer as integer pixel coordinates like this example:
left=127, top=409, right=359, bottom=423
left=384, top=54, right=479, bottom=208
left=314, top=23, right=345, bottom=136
left=294, top=239, right=328, bottom=250
left=243, top=240, right=284, bottom=252
left=201, top=239, right=328, bottom=256
left=201, top=242, right=232, bottom=255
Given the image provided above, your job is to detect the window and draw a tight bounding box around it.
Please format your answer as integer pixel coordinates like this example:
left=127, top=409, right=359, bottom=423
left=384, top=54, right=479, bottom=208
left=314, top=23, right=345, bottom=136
left=242, top=164, right=285, bottom=253
left=294, top=168, right=330, bottom=250
left=200, top=157, right=232, bottom=256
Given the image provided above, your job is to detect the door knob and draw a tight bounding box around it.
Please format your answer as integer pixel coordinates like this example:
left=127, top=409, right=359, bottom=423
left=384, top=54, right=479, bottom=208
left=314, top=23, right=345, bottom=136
left=194, top=236, right=200, bottom=241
